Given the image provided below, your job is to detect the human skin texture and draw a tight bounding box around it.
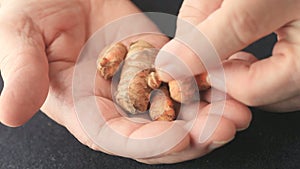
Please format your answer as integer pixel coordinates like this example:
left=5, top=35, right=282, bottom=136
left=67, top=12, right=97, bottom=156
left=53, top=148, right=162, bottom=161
left=0, top=0, right=251, bottom=164
left=155, top=0, right=300, bottom=112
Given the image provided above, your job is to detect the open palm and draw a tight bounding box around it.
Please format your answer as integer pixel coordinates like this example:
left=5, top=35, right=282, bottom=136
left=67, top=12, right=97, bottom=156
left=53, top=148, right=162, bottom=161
left=0, top=0, right=251, bottom=164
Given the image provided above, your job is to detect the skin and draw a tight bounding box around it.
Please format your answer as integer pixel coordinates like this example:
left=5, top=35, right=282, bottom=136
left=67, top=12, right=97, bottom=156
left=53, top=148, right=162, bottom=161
left=0, top=0, right=251, bottom=164
left=156, top=0, right=300, bottom=112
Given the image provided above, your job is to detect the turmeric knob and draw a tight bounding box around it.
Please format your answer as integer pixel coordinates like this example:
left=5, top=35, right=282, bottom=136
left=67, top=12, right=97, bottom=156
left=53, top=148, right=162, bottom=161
left=97, top=42, right=127, bottom=80
left=169, top=73, right=210, bottom=103
left=115, top=40, right=158, bottom=114
left=195, top=73, right=211, bottom=91
left=147, top=71, right=162, bottom=90
left=149, top=86, right=176, bottom=121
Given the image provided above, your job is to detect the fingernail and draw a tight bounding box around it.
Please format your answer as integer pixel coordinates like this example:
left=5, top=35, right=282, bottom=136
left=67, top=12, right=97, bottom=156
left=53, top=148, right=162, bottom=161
left=236, top=123, right=250, bottom=131
left=209, top=138, right=234, bottom=151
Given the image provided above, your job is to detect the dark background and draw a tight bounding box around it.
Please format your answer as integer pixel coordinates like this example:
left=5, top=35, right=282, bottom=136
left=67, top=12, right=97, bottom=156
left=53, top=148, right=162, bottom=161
left=1, top=1, right=299, bottom=169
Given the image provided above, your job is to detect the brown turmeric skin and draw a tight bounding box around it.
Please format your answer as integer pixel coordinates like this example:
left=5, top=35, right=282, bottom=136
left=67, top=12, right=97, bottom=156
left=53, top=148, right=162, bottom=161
left=97, top=42, right=127, bottom=80
left=97, top=40, right=210, bottom=121
left=168, top=73, right=210, bottom=104
left=147, top=71, right=162, bottom=90
left=195, top=73, right=211, bottom=91
left=149, top=86, right=175, bottom=121
left=115, top=40, right=158, bottom=114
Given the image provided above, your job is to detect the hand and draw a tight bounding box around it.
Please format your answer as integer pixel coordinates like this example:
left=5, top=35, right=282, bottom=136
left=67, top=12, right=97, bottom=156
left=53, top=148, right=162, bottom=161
left=155, top=0, right=300, bottom=112
left=0, top=0, right=251, bottom=164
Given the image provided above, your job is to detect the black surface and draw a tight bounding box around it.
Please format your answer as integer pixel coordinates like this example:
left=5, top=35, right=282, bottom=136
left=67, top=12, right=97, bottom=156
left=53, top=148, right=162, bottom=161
left=1, top=1, right=300, bottom=169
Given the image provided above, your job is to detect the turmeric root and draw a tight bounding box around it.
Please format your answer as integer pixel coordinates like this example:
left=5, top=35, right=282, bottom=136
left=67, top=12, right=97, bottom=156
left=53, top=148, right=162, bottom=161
left=196, top=73, right=211, bottom=91
left=97, top=40, right=211, bottom=121
left=169, top=73, right=210, bottom=103
left=147, top=71, right=162, bottom=90
left=115, top=40, right=158, bottom=114
left=97, top=42, right=127, bottom=79
left=149, top=86, right=175, bottom=121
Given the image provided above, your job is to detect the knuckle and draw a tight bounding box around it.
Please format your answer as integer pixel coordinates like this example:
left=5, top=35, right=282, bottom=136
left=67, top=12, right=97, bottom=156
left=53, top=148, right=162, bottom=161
left=241, top=94, right=261, bottom=107
left=229, top=8, right=260, bottom=46
left=233, top=88, right=262, bottom=107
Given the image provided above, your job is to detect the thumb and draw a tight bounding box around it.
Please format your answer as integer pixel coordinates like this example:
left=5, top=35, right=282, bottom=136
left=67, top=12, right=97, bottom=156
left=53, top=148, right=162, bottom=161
left=156, top=0, right=298, bottom=81
left=0, top=18, right=49, bottom=127
left=156, top=0, right=222, bottom=81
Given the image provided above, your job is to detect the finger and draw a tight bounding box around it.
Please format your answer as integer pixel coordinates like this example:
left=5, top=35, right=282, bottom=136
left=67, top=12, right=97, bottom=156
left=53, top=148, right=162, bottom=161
left=89, top=97, right=248, bottom=164
left=141, top=101, right=251, bottom=164
left=198, top=0, right=298, bottom=58
left=0, top=17, right=49, bottom=127
left=94, top=119, right=190, bottom=159
left=180, top=100, right=251, bottom=132
left=201, top=88, right=252, bottom=130
left=139, top=97, right=252, bottom=164
left=213, top=48, right=300, bottom=106
left=156, top=0, right=299, bottom=81
left=74, top=95, right=189, bottom=159
left=156, top=0, right=223, bottom=81
left=137, top=116, right=236, bottom=164
left=227, top=51, right=258, bottom=64
left=259, top=95, right=300, bottom=112
left=201, top=87, right=233, bottom=103
left=178, top=0, right=223, bottom=25
left=201, top=100, right=252, bottom=131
